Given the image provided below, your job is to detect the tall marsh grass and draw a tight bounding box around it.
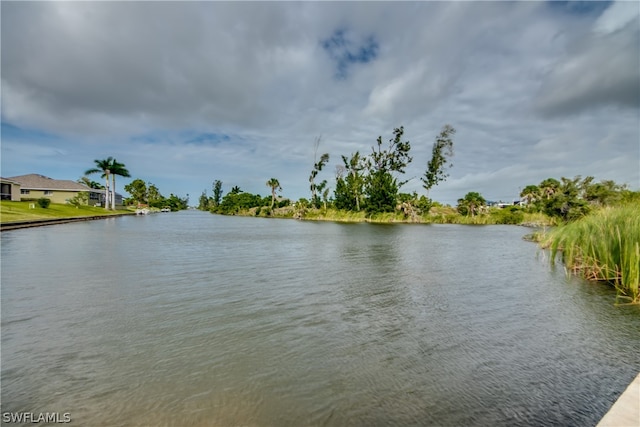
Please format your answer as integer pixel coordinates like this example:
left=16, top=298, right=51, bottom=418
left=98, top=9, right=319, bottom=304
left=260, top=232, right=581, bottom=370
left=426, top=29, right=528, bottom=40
left=544, top=204, right=640, bottom=303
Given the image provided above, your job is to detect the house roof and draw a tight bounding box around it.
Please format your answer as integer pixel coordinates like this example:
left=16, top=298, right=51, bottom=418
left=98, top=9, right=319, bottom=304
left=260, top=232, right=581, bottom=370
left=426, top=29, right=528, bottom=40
left=0, top=177, right=20, bottom=185
left=7, top=174, right=99, bottom=192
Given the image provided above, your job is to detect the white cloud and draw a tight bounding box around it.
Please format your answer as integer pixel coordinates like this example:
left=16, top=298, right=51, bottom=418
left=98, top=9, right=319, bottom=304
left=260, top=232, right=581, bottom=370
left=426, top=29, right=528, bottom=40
left=594, top=0, right=639, bottom=34
left=534, top=3, right=640, bottom=116
left=1, top=1, right=638, bottom=204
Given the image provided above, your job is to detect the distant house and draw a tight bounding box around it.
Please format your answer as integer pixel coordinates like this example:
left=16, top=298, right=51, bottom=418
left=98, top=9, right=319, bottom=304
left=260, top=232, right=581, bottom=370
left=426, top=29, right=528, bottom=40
left=488, top=200, right=523, bottom=209
left=1, top=177, right=22, bottom=201
left=6, top=174, right=122, bottom=207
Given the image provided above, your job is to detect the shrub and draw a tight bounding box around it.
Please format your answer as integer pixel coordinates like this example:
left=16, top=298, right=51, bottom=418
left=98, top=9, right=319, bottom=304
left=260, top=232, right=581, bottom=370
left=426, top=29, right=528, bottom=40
left=67, top=192, right=89, bottom=207
left=545, top=204, right=640, bottom=303
left=37, top=198, right=51, bottom=208
left=491, top=206, right=524, bottom=224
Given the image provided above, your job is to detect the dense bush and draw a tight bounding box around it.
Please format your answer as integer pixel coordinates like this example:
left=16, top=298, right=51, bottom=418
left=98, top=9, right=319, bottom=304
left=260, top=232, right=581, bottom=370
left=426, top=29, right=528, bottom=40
left=67, top=192, right=89, bottom=207
left=491, top=206, right=524, bottom=224
left=37, top=198, right=51, bottom=208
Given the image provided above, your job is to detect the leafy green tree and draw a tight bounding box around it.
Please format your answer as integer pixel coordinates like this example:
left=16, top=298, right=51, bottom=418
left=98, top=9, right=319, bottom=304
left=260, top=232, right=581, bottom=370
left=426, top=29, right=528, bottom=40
left=335, top=152, right=365, bottom=211
left=457, top=191, right=486, bottom=217
left=366, top=169, right=399, bottom=213
left=364, top=126, right=412, bottom=213
left=217, top=191, right=263, bottom=214
left=213, top=180, right=224, bottom=207
left=147, top=183, right=163, bottom=206
left=124, top=179, right=148, bottom=205
left=266, top=178, right=281, bottom=209
left=422, top=124, right=455, bottom=197
left=310, top=179, right=331, bottom=211
left=542, top=176, right=590, bottom=222
left=310, top=136, right=330, bottom=208
left=583, top=179, right=624, bottom=206
left=67, top=192, right=89, bottom=207
left=230, top=186, right=242, bottom=195
left=334, top=173, right=352, bottom=211
left=165, top=194, right=189, bottom=211
left=198, top=190, right=209, bottom=211
left=85, top=157, right=114, bottom=209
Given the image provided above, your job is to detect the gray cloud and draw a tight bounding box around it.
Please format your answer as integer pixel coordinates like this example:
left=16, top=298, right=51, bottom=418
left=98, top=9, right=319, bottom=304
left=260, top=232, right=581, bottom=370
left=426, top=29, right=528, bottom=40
left=534, top=10, right=640, bottom=116
left=2, top=1, right=638, bottom=204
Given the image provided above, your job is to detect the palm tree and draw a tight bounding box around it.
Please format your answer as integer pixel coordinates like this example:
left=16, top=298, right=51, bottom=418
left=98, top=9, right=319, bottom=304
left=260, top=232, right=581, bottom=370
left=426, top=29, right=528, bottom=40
left=457, top=191, right=486, bottom=217
left=108, top=159, right=130, bottom=210
left=266, top=178, right=281, bottom=210
left=539, top=178, right=560, bottom=200
left=85, top=157, right=114, bottom=209
left=343, top=151, right=364, bottom=211
left=78, top=176, right=105, bottom=189
left=520, top=185, right=540, bottom=206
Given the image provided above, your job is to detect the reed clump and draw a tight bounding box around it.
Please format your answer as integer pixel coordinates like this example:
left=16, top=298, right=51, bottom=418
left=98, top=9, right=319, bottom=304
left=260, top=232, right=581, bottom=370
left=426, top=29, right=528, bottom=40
left=543, top=204, right=640, bottom=303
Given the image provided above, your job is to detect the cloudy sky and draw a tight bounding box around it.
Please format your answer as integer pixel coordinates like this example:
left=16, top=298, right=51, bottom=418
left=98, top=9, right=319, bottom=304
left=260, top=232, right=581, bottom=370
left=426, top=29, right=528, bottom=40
left=2, top=1, right=638, bottom=205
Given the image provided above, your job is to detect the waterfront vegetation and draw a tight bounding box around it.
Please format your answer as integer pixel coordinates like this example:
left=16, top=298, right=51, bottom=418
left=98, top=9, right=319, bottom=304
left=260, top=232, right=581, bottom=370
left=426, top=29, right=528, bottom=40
left=0, top=200, right=131, bottom=223
left=543, top=204, right=640, bottom=304
left=7, top=131, right=638, bottom=303
left=123, top=178, right=189, bottom=211
left=196, top=122, right=638, bottom=303
left=1, top=157, right=188, bottom=224
left=85, top=157, right=131, bottom=210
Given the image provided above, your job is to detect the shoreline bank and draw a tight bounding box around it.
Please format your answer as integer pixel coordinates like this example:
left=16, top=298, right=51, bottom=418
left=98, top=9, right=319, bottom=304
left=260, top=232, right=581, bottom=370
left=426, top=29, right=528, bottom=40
left=0, top=213, right=135, bottom=231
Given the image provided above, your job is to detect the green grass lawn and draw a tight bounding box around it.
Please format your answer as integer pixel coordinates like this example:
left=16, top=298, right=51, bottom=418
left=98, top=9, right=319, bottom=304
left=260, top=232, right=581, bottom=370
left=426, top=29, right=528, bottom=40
left=0, top=201, right=133, bottom=223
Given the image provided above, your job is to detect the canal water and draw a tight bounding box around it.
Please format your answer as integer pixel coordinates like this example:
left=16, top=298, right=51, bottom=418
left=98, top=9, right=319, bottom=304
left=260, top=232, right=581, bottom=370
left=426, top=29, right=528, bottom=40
left=2, top=211, right=639, bottom=426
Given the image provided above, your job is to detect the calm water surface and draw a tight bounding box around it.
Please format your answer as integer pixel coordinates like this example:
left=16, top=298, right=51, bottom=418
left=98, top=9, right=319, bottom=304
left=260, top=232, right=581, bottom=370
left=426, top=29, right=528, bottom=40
left=2, top=211, right=639, bottom=426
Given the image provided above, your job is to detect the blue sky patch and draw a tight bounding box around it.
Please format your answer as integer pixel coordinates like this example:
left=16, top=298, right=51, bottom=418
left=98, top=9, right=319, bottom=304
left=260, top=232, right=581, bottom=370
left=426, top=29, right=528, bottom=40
left=1, top=122, right=61, bottom=142
left=546, top=1, right=612, bottom=16
left=321, top=29, right=380, bottom=79
left=184, top=132, right=231, bottom=146
left=129, top=131, right=231, bottom=146
left=130, top=133, right=162, bottom=144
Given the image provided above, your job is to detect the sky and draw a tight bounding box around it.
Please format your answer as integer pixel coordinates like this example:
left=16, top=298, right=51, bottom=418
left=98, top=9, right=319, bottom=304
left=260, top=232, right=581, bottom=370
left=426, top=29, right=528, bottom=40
left=1, top=1, right=639, bottom=205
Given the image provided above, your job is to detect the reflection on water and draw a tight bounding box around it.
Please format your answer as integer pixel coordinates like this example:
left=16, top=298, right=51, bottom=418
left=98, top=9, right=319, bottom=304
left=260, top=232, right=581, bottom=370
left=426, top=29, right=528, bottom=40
left=2, top=211, right=639, bottom=426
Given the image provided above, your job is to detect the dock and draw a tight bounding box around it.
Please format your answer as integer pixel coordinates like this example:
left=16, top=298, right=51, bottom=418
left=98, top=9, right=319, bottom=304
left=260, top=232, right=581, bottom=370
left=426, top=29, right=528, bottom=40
left=597, top=372, right=640, bottom=427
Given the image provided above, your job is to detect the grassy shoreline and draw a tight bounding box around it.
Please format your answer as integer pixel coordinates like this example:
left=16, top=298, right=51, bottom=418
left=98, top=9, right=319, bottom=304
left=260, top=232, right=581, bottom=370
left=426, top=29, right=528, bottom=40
left=542, top=204, right=640, bottom=304
left=0, top=201, right=134, bottom=224
left=222, top=205, right=556, bottom=227
left=6, top=200, right=636, bottom=303
left=214, top=204, right=639, bottom=304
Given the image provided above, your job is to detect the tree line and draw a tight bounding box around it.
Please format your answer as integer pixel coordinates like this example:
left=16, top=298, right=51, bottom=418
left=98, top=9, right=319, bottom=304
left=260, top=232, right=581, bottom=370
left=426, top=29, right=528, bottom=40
left=199, top=125, right=457, bottom=216
left=82, top=157, right=188, bottom=211
left=123, top=179, right=188, bottom=211
left=452, top=175, right=637, bottom=224
left=518, top=176, right=635, bottom=222
left=198, top=123, right=637, bottom=224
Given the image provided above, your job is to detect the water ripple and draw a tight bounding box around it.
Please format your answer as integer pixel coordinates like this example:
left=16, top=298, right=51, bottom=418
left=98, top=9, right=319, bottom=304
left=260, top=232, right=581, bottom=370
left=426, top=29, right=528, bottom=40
left=1, top=213, right=639, bottom=426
